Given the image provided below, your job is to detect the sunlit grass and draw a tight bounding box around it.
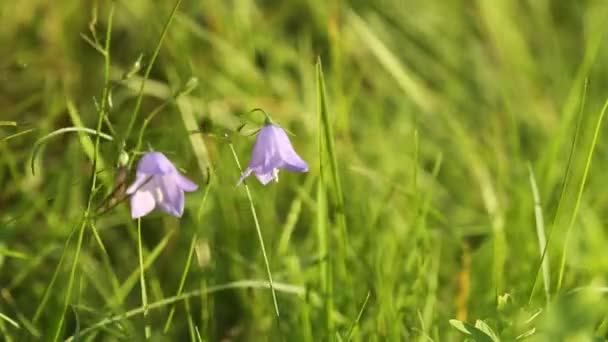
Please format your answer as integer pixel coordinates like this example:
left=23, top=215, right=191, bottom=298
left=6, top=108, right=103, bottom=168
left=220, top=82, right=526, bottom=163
left=2, top=0, right=608, bottom=340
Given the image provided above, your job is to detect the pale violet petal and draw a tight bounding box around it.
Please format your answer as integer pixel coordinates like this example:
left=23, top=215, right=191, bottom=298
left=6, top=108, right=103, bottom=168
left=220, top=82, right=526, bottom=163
left=246, top=125, right=283, bottom=172
left=176, top=173, right=198, bottom=192
left=136, top=151, right=177, bottom=175
left=157, top=174, right=185, bottom=217
left=282, top=158, right=308, bottom=172
left=242, top=124, right=307, bottom=184
left=255, top=170, right=276, bottom=185
left=130, top=188, right=156, bottom=218
left=270, top=125, right=308, bottom=173
left=158, top=192, right=185, bottom=217
left=126, top=173, right=151, bottom=195
left=248, top=127, right=275, bottom=168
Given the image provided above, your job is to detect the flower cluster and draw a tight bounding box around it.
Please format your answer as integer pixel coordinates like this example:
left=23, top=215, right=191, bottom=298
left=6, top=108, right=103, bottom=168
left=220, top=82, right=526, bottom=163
left=127, top=122, right=308, bottom=218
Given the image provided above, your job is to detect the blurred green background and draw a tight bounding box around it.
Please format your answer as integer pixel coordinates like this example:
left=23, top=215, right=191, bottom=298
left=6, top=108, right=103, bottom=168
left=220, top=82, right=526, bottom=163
left=2, top=0, right=608, bottom=340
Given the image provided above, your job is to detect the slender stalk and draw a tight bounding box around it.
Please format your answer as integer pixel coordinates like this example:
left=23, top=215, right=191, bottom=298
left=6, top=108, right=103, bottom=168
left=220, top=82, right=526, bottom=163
left=228, top=143, right=280, bottom=317
left=52, top=4, right=115, bottom=340
left=123, top=0, right=183, bottom=142
left=135, top=101, right=170, bottom=153
left=137, top=219, right=151, bottom=339
left=134, top=79, right=198, bottom=154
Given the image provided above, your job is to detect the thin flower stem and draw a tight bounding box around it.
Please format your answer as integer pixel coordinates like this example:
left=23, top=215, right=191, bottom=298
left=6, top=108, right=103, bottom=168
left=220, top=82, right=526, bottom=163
left=248, top=108, right=274, bottom=125
left=228, top=143, right=280, bottom=318
left=52, top=4, right=115, bottom=340
left=135, top=101, right=170, bottom=154
left=138, top=219, right=151, bottom=339
left=134, top=79, right=199, bottom=155
left=123, top=0, right=182, bottom=143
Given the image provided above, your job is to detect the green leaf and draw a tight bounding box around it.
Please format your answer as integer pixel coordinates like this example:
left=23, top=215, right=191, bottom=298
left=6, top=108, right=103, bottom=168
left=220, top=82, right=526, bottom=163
left=70, top=306, right=80, bottom=342
left=449, top=319, right=494, bottom=342
left=475, top=320, right=500, bottom=342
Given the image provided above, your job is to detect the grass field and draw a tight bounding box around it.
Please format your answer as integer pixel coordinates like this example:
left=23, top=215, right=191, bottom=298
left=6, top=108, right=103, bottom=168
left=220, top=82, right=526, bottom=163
left=2, top=0, right=608, bottom=340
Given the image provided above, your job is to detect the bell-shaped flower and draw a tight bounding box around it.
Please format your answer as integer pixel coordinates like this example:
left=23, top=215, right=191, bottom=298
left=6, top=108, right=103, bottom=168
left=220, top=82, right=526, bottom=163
left=238, top=124, right=308, bottom=185
left=126, top=151, right=198, bottom=218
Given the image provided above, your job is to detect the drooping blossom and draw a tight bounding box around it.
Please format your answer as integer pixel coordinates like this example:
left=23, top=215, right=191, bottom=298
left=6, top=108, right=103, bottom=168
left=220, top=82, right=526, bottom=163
left=126, top=151, right=198, bottom=218
left=238, top=124, right=308, bottom=185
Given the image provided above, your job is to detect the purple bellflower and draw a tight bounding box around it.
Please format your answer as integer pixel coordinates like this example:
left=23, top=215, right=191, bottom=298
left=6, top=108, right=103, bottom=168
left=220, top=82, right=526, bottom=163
left=238, top=124, right=308, bottom=185
left=126, top=151, right=198, bottom=219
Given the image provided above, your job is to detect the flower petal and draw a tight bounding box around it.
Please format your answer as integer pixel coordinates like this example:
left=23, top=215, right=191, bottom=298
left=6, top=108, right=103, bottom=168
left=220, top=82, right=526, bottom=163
left=241, top=124, right=308, bottom=184
left=270, top=125, right=308, bottom=172
left=247, top=126, right=281, bottom=171
left=130, top=188, right=156, bottom=218
left=158, top=194, right=184, bottom=217
left=158, top=193, right=185, bottom=217
left=157, top=175, right=185, bottom=217
left=126, top=173, right=151, bottom=195
left=255, top=170, right=276, bottom=185
left=136, top=152, right=177, bottom=175
left=282, top=157, right=308, bottom=172
left=176, top=173, right=198, bottom=192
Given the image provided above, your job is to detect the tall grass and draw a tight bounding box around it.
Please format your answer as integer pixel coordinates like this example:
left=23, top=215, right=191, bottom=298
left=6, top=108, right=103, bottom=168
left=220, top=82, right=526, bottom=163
left=2, top=0, right=608, bottom=340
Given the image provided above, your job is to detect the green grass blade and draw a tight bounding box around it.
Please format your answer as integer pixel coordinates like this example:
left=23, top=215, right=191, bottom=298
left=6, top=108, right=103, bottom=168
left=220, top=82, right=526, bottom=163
left=316, top=58, right=335, bottom=337
left=527, top=78, right=588, bottom=304
left=347, top=10, right=435, bottom=112
left=316, top=179, right=333, bottom=335
left=556, top=96, right=608, bottom=291
left=51, top=217, right=87, bottom=342
left=345, top=291, right=371, bottom=341
left=0, top=312, right=20, bottom=329
left=65, top=280, right=303, bottom=341
left=528, top=164, right=550, bottom=302
left=316, top=59, right=350, bottom=311
left=163, top=234, right=197, bottom=333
